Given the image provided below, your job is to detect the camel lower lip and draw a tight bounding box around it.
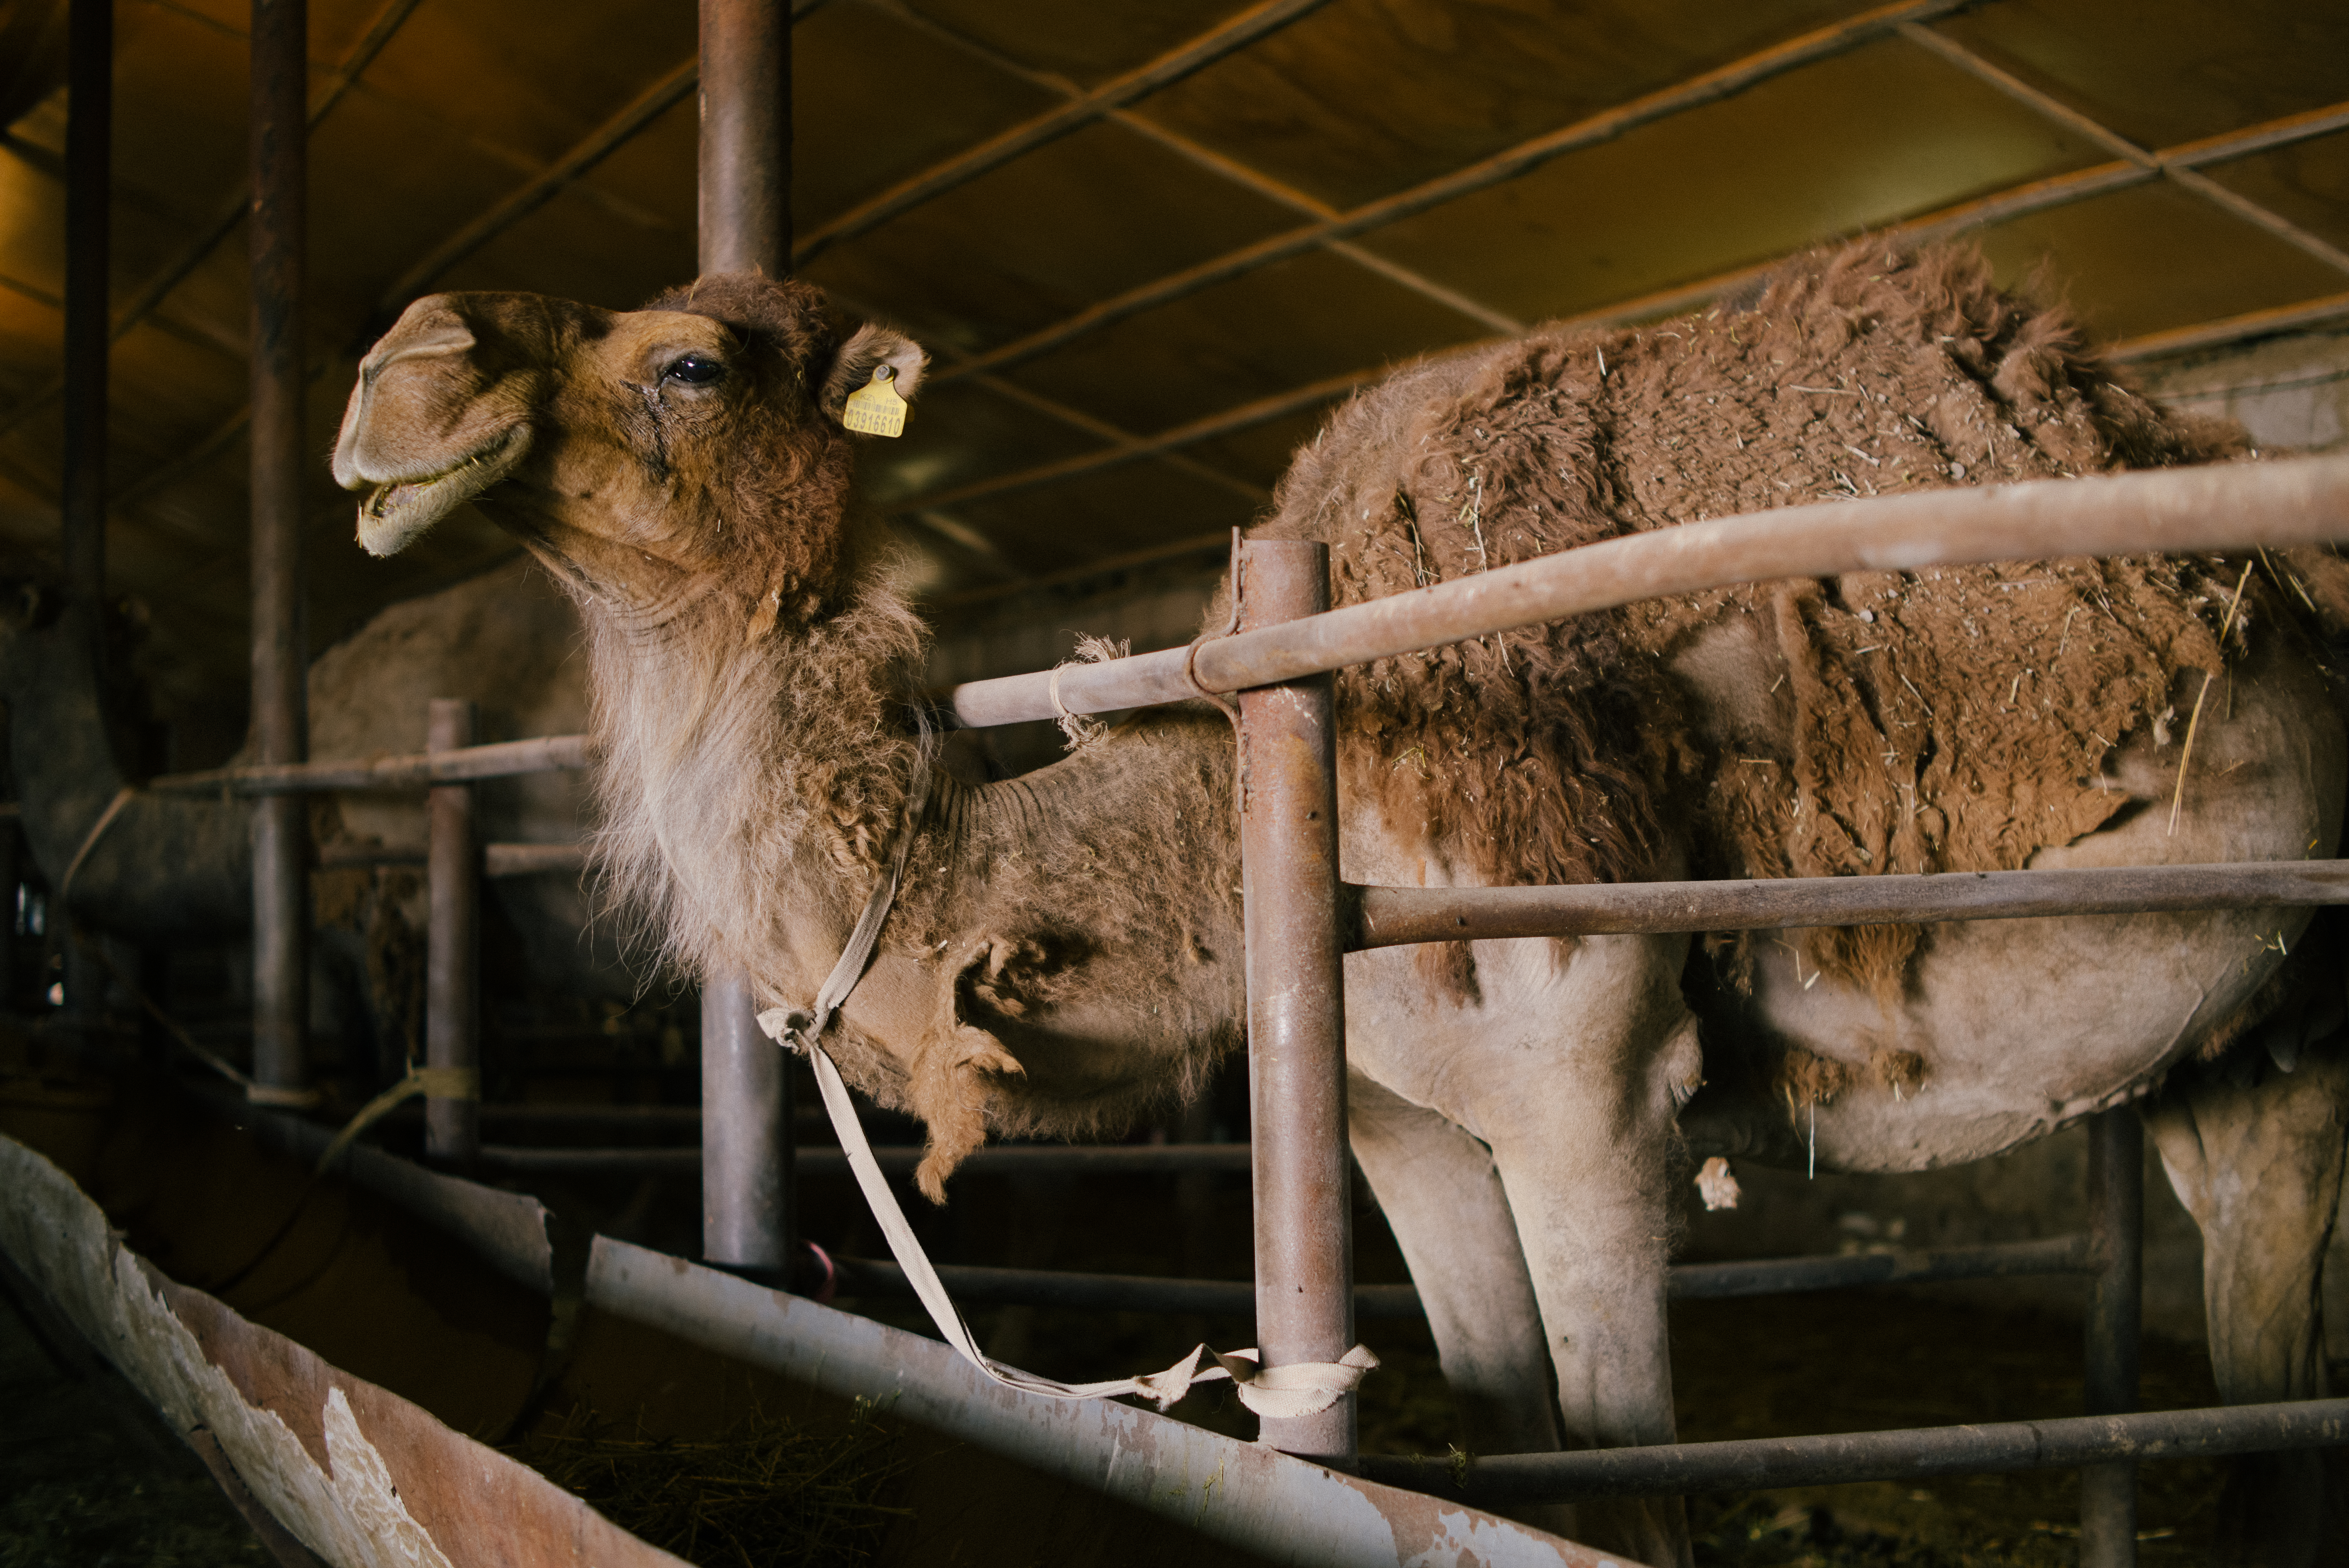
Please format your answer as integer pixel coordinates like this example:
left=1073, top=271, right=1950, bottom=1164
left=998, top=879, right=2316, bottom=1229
left=355, top=430, right=526, bottom=557
left=366, top=452, right=485, bottom=516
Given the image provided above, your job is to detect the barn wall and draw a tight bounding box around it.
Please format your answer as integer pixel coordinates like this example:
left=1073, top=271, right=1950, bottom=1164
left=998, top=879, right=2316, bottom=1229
left=2132, top=322, right=2349, bottom=456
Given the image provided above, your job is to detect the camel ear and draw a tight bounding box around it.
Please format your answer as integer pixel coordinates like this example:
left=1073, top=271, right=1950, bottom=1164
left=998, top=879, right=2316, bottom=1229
left=820, top=322, right=926, bottom=422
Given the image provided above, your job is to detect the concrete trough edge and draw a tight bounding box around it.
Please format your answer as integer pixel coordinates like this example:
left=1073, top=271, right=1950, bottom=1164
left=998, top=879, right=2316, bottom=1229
left=181, top=1080, right=1626, bottom=1566
left=584, top=1236, right=1629, bottom=1568
left=0, top=1134, right=684, bottom=1568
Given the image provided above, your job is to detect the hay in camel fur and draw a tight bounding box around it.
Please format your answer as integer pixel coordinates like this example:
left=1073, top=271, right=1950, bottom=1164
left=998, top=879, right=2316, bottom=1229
left=332, top=242, right=2349, bottom=1568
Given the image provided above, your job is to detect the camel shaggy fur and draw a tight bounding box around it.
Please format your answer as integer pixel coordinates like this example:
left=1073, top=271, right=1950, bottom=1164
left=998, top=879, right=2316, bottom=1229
left=333, top=243, right=2348, bottom=1566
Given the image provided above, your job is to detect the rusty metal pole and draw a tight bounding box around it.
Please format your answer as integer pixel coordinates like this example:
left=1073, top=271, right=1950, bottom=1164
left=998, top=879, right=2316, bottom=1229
left=698, top=0, right=795, bottom=1279
left=2081, top=1107, right=2144, bottom=1567
left=1236, top=538, right=1356, bottom=1463
left=58, top=0, right=112, bottom=1035
left=248, top=0, right=308, bottom=1093
left=698, top=0, right=791, bottom=277
left=61, top=0, right=110, bottom=647
left=702, top=972, right=787, bottom=1271
left=425, top=700, right=479, bottom=1165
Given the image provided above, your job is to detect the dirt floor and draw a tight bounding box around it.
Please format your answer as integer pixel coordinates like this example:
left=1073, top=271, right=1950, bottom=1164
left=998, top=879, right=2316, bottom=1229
left=0, top=1267, right=269, bottom=1567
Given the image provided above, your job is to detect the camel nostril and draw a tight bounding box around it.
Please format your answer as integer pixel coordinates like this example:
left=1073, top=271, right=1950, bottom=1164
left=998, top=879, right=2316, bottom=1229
left=364, top=321, right=477, bottom=384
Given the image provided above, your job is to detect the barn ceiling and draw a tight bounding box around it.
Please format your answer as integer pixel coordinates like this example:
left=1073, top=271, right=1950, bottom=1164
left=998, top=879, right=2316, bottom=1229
left=1, top=0, right=2346, bottom=746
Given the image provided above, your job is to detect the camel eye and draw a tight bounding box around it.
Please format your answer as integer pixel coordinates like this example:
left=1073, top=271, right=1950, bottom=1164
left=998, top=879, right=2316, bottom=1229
left=663, top=355, right=726, bottom=387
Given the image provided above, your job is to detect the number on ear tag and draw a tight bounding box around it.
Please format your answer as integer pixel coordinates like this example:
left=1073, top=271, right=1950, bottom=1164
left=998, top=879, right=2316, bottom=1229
left=842, top=365, right=908, bottom=437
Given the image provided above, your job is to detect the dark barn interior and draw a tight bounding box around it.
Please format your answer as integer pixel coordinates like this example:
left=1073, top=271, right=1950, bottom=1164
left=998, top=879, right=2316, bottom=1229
left=3, top=2, right=2349, bottom=1565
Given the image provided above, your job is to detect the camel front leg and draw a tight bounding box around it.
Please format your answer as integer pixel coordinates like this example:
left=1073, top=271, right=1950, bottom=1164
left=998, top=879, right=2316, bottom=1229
left=1348, top=1071, right=1561, bottom=1459
left=1477, top=994, right=1705, bottom=1568
left=2143, top=1030, right=2349, bottom=1568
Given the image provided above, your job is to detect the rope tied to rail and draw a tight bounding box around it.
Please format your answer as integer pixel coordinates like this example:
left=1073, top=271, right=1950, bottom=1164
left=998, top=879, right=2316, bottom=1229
left=757, top=722, right=1375, bottom=1417
left=57, top=784, right=135, bottom=907
left=314, top=1062, right=479, bottom=1175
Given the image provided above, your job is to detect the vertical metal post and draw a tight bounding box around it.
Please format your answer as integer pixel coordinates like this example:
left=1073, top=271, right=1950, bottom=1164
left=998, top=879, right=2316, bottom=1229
left=1236, top=538, right=1356, bottom=1463
left=248, top=0, right=308, bottom=1092
left=702, top=973, right=787, bottom=1270
left=425, top=699, right=479, bottom=1165
left=2082, top=1107, right=2144, bottom=1566
left=698, top=0, right=792, bottom=275
left=698, top=0, right=795, bottom=1278
left=61, top=0, right=110, bottom=647
left=58, top=0, right=112, bottom=1036
left=0, top=819, right=15, bottom=1010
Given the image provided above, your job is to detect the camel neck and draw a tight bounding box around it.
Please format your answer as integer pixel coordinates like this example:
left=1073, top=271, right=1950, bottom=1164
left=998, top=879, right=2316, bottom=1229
left=580, top=570, right=930, bottom=998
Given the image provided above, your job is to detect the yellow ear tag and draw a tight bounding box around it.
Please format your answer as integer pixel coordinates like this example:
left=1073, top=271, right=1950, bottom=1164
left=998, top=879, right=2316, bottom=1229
left=842, top=364, right=908, bottom=437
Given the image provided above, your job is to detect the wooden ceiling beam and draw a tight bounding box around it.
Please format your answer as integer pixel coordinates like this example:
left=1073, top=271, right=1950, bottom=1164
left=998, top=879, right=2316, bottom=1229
left=373, top=56, right=700, bottom=309
left=856, top=0, right=1525, bottom=335
left=892, top=99, right=2349, bottom=530
left=0, top=0, right=427, bottom=443
left=898, top=360, right=1392, bottom=517
left=1899, top=24, right=2349, bottom=278
left=373, top=0, right=839, bottom=311
left=924, top=0, right=1975, bottom=390
left=816, top=279, right=1272, bottom=524
left=2109, top=292, right=2349, bottom=363
left=790, top=0, right=1334, bottom=268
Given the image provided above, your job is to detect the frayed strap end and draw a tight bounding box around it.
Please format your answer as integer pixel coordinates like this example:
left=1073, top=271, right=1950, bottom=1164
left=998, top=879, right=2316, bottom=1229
left=1223, top=1344, right=1380, bottom=1421
left=1131, top=1345, right=1217, bottom=1411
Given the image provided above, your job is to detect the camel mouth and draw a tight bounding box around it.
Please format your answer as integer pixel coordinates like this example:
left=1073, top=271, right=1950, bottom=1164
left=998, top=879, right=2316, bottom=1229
left=352, top=427, right=529, bottom=558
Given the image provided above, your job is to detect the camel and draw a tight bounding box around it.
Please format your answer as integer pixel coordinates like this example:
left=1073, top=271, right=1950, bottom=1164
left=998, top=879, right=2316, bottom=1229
left=332, top=243, right=2348, bottom=1567
left=0, top=561, right=632, bottom=1079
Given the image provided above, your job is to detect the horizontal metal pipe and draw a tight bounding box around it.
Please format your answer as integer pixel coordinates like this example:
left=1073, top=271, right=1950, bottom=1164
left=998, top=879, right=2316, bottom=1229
left=947, top=451, right=2349, bottom=728
left=484, top=842, right=587, bottom=877
left=150, top=734, right=589, bottom=795
left=182, top=1081, right=555, bottom=1295
left=1668, top=1235, right=2092, bottom=1298
left=476, top=1141, right=1255, bottom=1176
left=830, top=1239, right=2092, bottom=1317
left=1352, top=860, right=2349, bottom=947
left=584, top=1238, right=1589, bottom=1566
left=1356, top=1398, right=2349, bottom=1504
left=831, top=1256, right=1422, bottom=1319
left=315, top=852, right=2349, bottom=923
left=316, top=842, right=588, bottom=877
left=384, top=1103, right=705, bottom=1128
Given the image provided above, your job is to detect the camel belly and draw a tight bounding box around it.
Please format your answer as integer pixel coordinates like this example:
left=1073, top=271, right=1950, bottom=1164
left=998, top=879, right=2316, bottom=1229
left=1726, top=637, right=2345, bottom=1173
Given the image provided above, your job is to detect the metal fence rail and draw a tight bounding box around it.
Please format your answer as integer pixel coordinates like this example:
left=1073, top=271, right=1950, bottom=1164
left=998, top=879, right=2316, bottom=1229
left=1355, top=1398, right=2349, bottom=1504
left=946, top=452, right=2349, bottom=727
left=146, top=733, right=590, bottom=796
left=822, top=1235, right=2097, bottom=1318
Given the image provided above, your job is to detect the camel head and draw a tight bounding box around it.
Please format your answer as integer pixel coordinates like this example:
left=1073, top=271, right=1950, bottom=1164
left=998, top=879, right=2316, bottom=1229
left=333, top=275, right=926, bottom=628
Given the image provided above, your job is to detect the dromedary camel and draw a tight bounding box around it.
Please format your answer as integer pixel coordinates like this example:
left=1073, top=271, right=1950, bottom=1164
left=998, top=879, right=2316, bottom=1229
left=332, top=243, right=2347, bottom=1566
left=0, top=561, right=631, bottom=1077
